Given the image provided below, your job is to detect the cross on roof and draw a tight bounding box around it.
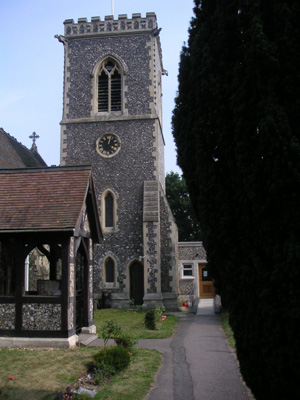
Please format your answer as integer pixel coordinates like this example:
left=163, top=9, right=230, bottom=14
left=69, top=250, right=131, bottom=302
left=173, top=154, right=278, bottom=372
left=29, top=132, right=40, bottom=152
left=29, top=132, right=39, bottom=144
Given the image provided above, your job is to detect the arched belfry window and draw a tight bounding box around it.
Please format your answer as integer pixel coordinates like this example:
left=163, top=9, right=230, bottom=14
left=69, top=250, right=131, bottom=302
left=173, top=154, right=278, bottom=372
left=98, top=60, right=121, bottom=112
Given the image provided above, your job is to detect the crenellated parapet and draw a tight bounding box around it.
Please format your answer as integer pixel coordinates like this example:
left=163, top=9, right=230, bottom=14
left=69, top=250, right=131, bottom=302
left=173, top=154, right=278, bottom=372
left=64, top=13, right=158, bottom=37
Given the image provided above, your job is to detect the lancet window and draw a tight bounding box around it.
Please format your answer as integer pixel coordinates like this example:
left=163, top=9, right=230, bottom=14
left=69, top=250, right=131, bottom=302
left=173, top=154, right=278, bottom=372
left=98, top=60, right=122, bottom=112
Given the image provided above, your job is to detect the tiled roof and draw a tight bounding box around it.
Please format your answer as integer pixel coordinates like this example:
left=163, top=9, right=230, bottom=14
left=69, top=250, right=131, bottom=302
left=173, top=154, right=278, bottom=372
left=0, top=128, right=47, bottom=168
left=0, top=166, right=98, bottom=233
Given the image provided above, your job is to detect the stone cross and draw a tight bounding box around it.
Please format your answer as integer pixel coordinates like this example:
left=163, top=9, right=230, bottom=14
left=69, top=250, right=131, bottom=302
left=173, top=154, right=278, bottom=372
left=29, top=132, right=40, bottom=152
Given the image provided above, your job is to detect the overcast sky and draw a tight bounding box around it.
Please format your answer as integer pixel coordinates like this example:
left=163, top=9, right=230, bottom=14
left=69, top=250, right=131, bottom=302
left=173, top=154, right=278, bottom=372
left=0, top=0, right=195, bottom=174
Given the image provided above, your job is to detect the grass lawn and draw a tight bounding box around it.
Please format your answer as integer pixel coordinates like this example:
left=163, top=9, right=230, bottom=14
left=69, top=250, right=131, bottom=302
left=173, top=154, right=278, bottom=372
left=0, top=310, right=177, bottom=400
left=0, top=347, right=99, bottom=400
left=0, top=347, right=161, bottom=400
left=220, top=310, right=236, bottom=349
left=94, top=308, right=178, bottom=339
left=93, top=348, right=161, bottom=400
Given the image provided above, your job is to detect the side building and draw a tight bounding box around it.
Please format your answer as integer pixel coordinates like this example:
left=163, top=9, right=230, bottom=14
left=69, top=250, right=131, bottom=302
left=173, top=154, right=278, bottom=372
left=57, top=13, right=178, bottom=310
left=0, top=128, right=47, bottom=169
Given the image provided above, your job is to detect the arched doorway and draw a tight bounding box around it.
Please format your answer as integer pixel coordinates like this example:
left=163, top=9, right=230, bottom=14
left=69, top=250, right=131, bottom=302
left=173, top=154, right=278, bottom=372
left=130, top=261, right=144, bottom=306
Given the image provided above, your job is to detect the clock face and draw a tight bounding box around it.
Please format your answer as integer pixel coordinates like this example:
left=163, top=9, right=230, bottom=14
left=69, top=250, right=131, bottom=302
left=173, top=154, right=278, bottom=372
left=96, top=134, right=121, bottom=157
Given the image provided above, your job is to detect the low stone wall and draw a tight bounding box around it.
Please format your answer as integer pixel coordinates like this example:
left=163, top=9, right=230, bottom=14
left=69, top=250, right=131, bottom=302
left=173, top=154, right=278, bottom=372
left=22, top=304, right=61, bottom=331
left=0, top=304, right=15, bottom=330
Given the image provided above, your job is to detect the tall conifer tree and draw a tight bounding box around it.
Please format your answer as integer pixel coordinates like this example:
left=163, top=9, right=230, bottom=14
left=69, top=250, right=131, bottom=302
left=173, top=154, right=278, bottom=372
left=173, top=1, right=300, bottom=399
left=166, top=172, right=202, bottom=241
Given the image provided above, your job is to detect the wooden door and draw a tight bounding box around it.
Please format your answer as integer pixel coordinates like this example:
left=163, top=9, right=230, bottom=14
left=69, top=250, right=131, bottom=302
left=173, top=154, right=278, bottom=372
left=130, top=262, right=144, bottom=306
left=198, top=264, right=215, bottom=298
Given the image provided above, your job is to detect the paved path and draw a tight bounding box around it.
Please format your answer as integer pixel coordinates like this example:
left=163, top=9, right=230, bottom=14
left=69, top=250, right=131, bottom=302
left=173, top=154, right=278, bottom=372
left=139, top=306, right=254, bottom=400
left=89, top=302, right=254, bottom=400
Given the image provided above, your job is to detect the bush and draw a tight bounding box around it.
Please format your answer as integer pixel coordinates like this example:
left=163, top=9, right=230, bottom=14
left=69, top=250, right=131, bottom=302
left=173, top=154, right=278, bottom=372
left=154, top=305, right=166, bottom=322
left=115, top=333, right=137, bottom=350
left=144, top=310, right=156, bottom=330
left=100, top=319, right=122, bottom=346
left=93, top=346, right=131, bottom=373
left=93, top=359, right=117, bottom=385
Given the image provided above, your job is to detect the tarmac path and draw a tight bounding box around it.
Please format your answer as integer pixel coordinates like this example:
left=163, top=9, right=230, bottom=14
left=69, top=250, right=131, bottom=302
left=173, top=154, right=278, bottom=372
left=138, top=313, right=254, bottom=400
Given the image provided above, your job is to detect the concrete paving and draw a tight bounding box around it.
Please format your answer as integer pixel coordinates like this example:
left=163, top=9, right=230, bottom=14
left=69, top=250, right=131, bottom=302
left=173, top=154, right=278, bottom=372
left=140, top=313, right=254, bottom=400
left=196, top=298, right=215, bottom=316
left=88, top=306, right=254, bottom=400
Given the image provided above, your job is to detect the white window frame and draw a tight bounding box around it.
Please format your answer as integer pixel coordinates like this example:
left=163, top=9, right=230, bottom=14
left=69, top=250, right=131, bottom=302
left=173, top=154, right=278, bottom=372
left=181, top=263, right=194, bottom=279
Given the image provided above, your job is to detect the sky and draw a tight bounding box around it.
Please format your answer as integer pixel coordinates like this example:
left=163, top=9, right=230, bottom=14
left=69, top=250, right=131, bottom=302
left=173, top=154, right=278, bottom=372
left=0, top=0, right=195, bottom=174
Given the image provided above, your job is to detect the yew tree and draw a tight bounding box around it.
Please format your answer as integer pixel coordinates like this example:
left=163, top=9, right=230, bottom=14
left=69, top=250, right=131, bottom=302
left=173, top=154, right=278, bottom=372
left=172, top=1, right=300, bottom=399
left=166, top=172, right=202, bottom=241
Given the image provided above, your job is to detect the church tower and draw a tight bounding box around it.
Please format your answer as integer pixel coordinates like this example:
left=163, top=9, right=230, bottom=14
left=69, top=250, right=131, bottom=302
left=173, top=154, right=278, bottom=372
left=57, top=13, right=178, bottom=310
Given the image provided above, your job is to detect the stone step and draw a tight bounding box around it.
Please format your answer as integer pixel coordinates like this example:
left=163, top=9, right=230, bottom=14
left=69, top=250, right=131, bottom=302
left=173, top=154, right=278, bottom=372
left=78, top=333, right=98, bottom=346
left=197, top=298, right=215, bottom=316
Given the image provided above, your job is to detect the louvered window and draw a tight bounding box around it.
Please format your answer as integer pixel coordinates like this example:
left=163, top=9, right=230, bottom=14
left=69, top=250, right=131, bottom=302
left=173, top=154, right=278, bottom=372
left=98, top=73, right=109, bottom=112
left=98, top=60, right=121, bottom=113
left=111, top=70, right=121, bottom=110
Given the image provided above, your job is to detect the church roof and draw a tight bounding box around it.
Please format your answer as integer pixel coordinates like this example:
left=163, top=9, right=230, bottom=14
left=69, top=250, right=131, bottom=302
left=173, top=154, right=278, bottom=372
left=0, top=166, right=102, bottom=242
left=0, top=128, right=47, bottom=169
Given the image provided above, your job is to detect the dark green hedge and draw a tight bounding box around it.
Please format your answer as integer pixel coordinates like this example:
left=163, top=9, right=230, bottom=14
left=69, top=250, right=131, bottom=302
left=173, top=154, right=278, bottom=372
left=172, top=1, right=300, bottom=399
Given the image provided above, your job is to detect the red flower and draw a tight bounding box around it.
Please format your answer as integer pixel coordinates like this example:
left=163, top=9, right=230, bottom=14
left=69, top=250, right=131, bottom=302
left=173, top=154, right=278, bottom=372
left=8, top=375, right=13, bottom=380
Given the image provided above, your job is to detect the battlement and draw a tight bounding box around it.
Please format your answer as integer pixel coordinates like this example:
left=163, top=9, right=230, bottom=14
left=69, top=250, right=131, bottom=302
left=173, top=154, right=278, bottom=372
left=64, top=13, right=158, bottom=37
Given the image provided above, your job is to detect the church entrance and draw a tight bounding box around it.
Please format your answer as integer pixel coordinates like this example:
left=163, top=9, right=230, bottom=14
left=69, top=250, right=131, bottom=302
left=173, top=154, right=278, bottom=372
left=198, top=264, right=215, bottom=298
left=130, top=262, right=144, bottom=305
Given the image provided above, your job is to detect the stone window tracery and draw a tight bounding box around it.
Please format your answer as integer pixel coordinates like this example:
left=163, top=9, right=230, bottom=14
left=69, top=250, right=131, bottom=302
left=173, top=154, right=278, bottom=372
left=98, top=59, right=122, bottom=113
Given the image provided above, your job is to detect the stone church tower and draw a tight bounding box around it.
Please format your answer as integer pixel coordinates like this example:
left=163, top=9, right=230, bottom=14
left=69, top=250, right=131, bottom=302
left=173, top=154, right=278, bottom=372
left=57, top=13, right=178, bottom=310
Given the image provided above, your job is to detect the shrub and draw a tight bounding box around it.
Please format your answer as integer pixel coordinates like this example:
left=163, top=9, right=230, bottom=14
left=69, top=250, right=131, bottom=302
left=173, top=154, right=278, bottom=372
left=154, top=305, right=166, bottom=322
left=144, top=309, right=156, bottom=330
left=100, top=319, right=122, bottom=346
left=115, top=333, right=138, bottom=350
left=93, top=359, right=117, bottom=385
left=93, top=346, right=131, bottom=373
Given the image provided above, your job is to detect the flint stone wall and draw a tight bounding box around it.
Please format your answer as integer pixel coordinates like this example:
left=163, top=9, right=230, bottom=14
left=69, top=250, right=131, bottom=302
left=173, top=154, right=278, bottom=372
left=0, top=304, right=15, bottom=330
left=178, top=242, right=207, bottom=297
left=179, top=279, right=196, bottom=296
left=178, top=242, right=206, bottom=261
left=22, top=304, right=61, bottom=331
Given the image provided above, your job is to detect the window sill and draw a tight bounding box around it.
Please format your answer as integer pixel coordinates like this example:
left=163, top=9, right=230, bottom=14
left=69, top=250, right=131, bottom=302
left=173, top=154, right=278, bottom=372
left=104, top=228, right=118, bottom=234
left=92, top=111, right=123, bottom=119
left=181, top=276, right=195, bottom=280
left=104, top=283, right=117, bottom=289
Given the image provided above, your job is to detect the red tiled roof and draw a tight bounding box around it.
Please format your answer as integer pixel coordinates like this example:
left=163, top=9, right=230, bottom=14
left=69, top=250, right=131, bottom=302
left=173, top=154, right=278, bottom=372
left=0, top=128, right=47, bottom=168
left=0, top=167, right=94, bottom=232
